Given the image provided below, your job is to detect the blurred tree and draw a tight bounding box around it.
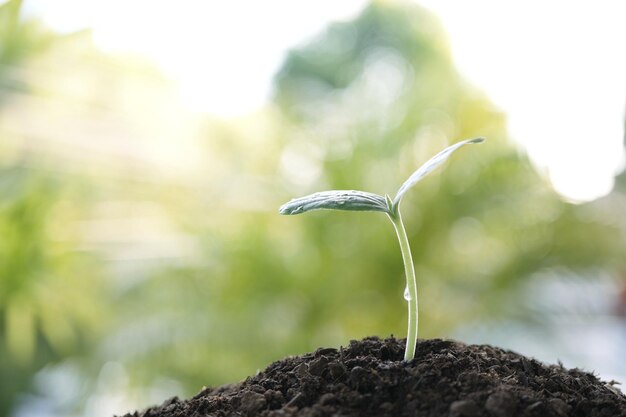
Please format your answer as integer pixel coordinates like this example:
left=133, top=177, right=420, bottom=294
left=271, top=1, right=626, bottom=331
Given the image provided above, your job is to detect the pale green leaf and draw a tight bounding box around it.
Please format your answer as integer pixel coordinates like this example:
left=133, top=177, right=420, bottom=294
left=279, top=190, right=389, bottom=215
left=393, top=137, right=485, bottom=207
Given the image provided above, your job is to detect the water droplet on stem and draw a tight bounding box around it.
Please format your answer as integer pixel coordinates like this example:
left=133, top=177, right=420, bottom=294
left=403, top=286, right=412, bottom=301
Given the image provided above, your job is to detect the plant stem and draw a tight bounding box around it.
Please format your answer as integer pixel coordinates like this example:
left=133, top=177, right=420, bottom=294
left=388, top=210, right=418, bottom=361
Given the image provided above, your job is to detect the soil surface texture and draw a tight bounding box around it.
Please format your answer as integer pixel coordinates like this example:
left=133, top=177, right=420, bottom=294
left=120, top=337, right=626, bottom=417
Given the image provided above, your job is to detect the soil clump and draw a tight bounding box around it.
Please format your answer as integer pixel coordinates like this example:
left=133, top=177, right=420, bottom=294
left=120, top=336, right=626, bottom=417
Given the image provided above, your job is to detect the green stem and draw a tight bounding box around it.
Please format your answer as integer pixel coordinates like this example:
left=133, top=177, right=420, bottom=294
left=388, top=210, right=418, bottom=361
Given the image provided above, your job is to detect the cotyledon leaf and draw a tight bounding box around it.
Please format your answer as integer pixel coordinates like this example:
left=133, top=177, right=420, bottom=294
left=279, top=190, right=389, bottom=215
left=393, top=137, right=485, bottom=208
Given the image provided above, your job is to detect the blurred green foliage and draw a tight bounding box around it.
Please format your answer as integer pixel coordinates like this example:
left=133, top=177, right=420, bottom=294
left=0, top=0, right=52, bottom=101
left=0, top=166, right=105, bottom=416
left=0, top=0, right=625, bottom=416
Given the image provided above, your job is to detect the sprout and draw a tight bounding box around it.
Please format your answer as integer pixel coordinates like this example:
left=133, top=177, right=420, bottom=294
left=280, top=137, right=485, bottom=361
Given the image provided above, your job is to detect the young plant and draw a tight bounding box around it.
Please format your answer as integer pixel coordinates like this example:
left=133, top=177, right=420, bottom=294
left=279, top=137, right=485, bottom=361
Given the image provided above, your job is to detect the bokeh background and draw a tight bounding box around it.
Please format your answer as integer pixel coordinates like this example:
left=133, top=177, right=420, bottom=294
left=1, top=0, right=626, bottom=416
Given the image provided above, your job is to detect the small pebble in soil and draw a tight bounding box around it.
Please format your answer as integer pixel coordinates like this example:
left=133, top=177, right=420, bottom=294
left=240, top=391, right=266, bottom=415
left=449, top=399, right=481, bottom=417
left=485, top=390, right=518, bottom=417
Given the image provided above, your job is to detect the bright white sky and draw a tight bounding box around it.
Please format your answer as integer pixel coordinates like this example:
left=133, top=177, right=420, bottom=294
left=20, top=0, right=626, bottom=203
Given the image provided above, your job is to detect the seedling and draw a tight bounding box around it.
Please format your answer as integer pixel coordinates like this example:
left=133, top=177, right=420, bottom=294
left=279, top=137, right=485, bottom=361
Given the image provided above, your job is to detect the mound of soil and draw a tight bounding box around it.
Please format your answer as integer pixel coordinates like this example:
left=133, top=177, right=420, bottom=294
left=120, top=337, right=626, bottom=417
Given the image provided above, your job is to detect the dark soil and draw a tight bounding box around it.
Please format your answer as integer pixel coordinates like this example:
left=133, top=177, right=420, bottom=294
left=119, top=337, right=626, bottom=417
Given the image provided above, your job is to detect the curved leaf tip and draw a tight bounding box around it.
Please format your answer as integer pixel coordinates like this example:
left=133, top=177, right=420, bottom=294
left=468, top=137, right=485, bottom=144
